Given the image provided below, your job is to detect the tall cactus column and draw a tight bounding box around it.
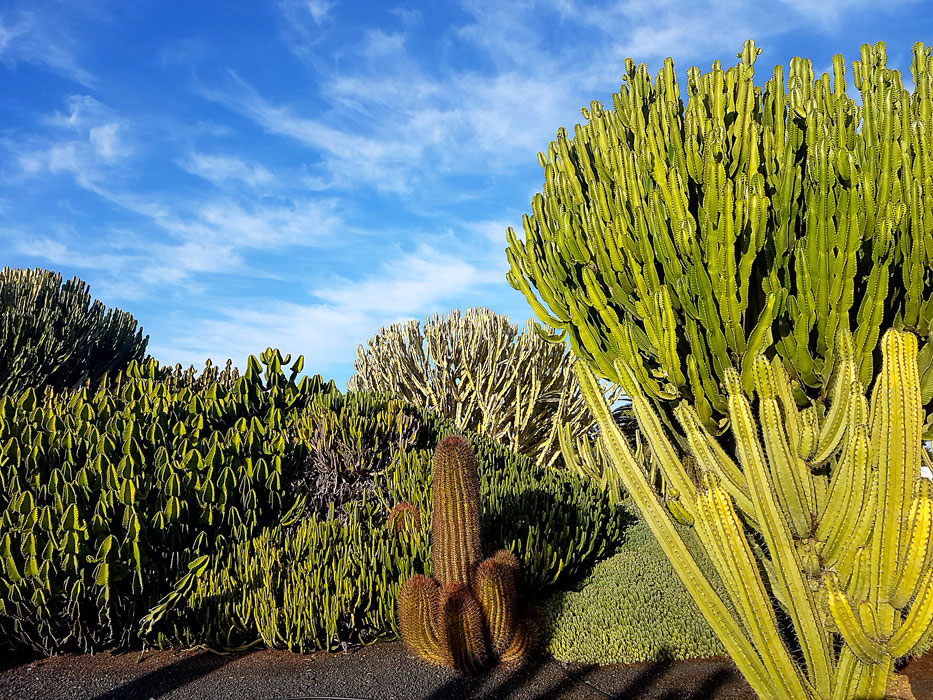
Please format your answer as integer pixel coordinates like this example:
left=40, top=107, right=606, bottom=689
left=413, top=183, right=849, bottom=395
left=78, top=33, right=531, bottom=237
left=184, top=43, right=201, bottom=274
left=396, top=434, right=541, bottom=674
left=431, top=435, right=483, bottom=586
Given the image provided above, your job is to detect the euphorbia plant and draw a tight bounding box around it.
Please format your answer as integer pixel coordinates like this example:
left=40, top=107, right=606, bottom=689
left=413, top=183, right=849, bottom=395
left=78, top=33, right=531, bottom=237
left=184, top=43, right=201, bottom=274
left=570, top=327, right=931, bottom=698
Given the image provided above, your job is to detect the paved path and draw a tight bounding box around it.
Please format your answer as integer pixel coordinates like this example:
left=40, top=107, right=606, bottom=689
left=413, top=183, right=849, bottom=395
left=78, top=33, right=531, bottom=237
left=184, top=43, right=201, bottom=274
left=4, top=640, right=932, bottom=699
left=0, top=641, right=753, bottom=700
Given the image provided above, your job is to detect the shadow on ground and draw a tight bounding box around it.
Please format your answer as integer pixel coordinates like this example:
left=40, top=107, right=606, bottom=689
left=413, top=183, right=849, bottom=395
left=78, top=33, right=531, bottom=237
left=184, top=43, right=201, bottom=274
left=88, top=649, right=239, bottom=700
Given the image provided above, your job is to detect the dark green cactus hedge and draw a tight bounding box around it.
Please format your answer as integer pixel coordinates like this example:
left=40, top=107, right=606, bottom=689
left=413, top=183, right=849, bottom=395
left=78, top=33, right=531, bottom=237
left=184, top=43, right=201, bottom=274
left=0, top=267, right=149, bottom=398
left=131, top=400, right=634, bottom=654
left=0, top=348, right=338, bottom=654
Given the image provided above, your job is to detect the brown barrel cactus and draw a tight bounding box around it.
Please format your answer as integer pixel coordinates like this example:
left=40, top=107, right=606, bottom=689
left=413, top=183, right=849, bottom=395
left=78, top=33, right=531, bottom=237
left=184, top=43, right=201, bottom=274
left=396, top=434, right=541, bottom=673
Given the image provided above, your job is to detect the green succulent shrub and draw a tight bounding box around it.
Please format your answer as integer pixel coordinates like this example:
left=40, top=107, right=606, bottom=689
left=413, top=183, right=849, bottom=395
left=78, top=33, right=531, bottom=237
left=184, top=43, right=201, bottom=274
left=0, top=267, right=149, bottom=399
left=0, top=348, right=332, bottom=654
left=540, top=518, right=728, bottom=664
left=132, top=397, right=634, bottom=654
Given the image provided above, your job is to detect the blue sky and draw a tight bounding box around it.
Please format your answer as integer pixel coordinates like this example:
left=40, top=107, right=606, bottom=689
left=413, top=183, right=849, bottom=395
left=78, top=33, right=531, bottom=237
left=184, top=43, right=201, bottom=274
left=1, top=1, right=930, bottom=397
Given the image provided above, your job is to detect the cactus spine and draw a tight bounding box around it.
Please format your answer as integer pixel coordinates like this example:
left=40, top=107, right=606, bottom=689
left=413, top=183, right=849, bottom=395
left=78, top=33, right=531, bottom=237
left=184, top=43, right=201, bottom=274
left=570, top=327, right=930, bottom=699
left=396, top=434, right=540, bottom=673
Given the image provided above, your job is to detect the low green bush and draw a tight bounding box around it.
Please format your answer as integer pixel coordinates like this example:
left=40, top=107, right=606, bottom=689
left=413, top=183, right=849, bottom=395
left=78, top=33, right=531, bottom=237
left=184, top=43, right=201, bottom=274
left=539, top=515, right=731, bottom=664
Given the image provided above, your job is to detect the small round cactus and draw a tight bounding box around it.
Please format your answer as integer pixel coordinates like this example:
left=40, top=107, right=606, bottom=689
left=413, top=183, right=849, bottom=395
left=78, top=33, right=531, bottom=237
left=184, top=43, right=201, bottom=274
left=387, top=502, right=422, bottom=535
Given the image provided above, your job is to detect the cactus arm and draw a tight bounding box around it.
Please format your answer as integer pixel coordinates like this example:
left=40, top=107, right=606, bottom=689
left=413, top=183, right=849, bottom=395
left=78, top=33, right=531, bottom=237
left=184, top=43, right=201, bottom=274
left=852, top=219, right=894, bottom=387
left=617, top=319, right=668, bottom=399
left=684, top=350, right=717, bottom=431
left=755, top=356, right=815, bottom=537
left=831, top=646, right=860, bottom=700
left=892, top=481, right=933, bottom=609
left=439, top=583, right=490, bottom=675
left=692, top=473, right=810, bottom=698
left=654, top=287, right=686, bottom=387
left=818, top=428, right=876, bottom=569
left=770, top=355, right=803, bottom=458
left=397, top=575, right=448, bottom=666
left=504, top=236, right=569, bottom=331
left=810, top=329, right=857, bottom=466
left=571, top=358, right=778, bottom=700
left=875, top=330, right=922, bottom=601
left=889, top=567, right=933, bottom=657
left=673, top=402, right=755, bottom=523
left=823, top=573, right=888, bottom=666
left=726, top=365, right=833, bottom=695
left=431, top=436, right=483, bottom=586
left=738, top=290, right=780, bottom=395
left=613, top=360, right=697, bottom=514
left=473, top=550, right=519, bottom=656
left=822, top=191, right=860, bottom=381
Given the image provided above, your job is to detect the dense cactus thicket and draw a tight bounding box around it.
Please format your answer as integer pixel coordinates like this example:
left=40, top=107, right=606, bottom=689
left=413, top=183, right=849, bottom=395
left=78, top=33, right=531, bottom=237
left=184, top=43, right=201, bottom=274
left=0, top=349, right=331, bottom=653
left=507, top=40, right=933, bottom=444
left=133, top=404, right=632, bottom=655
left=346, top=307, right=630, bottom=484
left=509, top=40, right=933, bottom=699
left=0, top=267, right=149, bottom=398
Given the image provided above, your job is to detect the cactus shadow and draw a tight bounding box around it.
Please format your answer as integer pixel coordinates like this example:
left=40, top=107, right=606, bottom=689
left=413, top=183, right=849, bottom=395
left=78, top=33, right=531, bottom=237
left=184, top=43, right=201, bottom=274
left=0, top=645, right=43, bottom=673
left=421, top=648, right=596, bottom=700
left=86, top=648, right=239, bottom=700
left=421, top=646, right=743, bottom=700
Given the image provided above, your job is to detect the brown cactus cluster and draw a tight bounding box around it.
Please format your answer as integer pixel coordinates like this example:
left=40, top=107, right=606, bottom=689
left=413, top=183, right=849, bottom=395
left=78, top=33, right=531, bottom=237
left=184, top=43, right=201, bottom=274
left=394, top=434, right=542, bottom=674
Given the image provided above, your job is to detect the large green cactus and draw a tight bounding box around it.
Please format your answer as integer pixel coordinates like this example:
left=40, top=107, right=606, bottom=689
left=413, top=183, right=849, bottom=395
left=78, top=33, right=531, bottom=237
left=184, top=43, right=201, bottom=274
left=396, top=434, right=540, bottom=673
left=506, top=40, right=933, bottom=444
left=569, top=327, right=931, bottom=699
left=0, top=267, right=149, bottom=398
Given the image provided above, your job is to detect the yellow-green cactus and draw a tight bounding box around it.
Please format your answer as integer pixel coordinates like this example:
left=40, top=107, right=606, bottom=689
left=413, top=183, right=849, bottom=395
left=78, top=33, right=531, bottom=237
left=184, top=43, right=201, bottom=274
left=570, top=327, right=931, bottom=699
left=506, top=40, right=933, bottom=447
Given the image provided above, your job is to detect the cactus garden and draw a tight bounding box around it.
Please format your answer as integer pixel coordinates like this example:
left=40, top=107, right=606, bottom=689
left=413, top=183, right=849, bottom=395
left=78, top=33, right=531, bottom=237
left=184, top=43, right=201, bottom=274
left=3, top=36, right=933, bottom=700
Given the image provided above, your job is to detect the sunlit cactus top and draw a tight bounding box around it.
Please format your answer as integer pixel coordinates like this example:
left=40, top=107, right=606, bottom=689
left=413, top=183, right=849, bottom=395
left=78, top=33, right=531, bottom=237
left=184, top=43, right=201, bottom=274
left=506, top=39, right=933, bottom=438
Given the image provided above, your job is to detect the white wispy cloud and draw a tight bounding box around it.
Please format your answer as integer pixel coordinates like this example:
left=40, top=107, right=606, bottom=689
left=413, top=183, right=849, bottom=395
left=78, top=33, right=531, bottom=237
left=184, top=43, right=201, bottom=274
left=305, top=0, right=337, bottom=24
left=10, top=94, right=132, bottom=191
left=197, top=70, right=426, bottom=192
left=778, top=0, right=921, bottom=32
left=171, top=197, right=345, bottom=250
left=0, top=9, right=95, bottom=86
left=179, top=152, right=274, bottom=187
